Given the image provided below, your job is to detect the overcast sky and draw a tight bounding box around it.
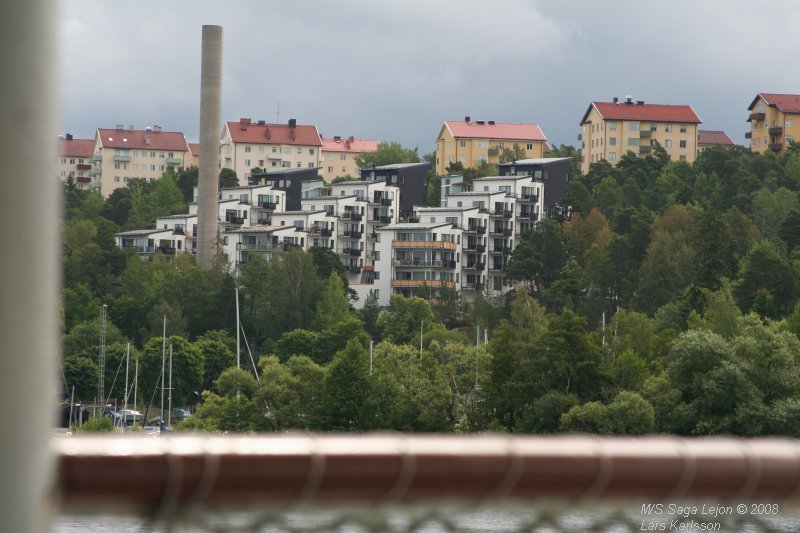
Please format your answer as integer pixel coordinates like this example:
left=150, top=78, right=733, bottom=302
left=59, top=0, right=800, bottom=154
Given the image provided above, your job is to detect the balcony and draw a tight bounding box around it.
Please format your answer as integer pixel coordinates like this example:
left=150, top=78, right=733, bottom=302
left=639, top=145, right=652, bottom=154
left=91, top=155, right=102, bottom=163
left=342, top=248, right=362, bottom=257
left=172, top=227, right=185, bottom=235
left=748, top=112, right=766, bottom=122
left=258, top=201, right=277, bottom=210
left=769, top=126, right=784, bottom=136
left=238, top=243, right=281, bottom=252
left=744, top=132, right=752, bottom=139
left=76, top=176, right=91, bottom=184
left=487, top=148, right=499, bottom=156
left=640, top=130, right=652, bottom=138
left=76, top=163, right=92, bottom=171
left=320, top=228, right=333, bottom=237
left=113, top=155, right=132, bottom=162
left=342, top=212, right=363, bottom=221
left=464, top=282, right=484, bottom=290
left=380, top=198, right=393, bottom=206
left=226, top=217, right=245, bottom=225
left=769, top=143, right=783, bottom=152
left=491, top=209, right=512, bottom=218
left=392, top=240, right=458, bottom=251
left=157, top=246, right=176, bottom=255
left=89, top=181, right=101, bottom=189
left=167, top=157, right=182, bottom=165
left=343, top=230, right=363, bottom=239
left=390, top=279, right=456, bottom=289
left=372, top=215, right=392, bottom=224
left=89, top=169, right=102, bottom=177
left=503, top=228, right=513, bottom=237
left=407, top=216, right=420, bottom=223
left=348, top=266, right=362, bottom=274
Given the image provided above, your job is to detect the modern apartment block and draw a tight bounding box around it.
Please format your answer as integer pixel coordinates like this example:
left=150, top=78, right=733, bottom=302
left=116, top=168, right=555, bottom=308
left=360, top=162, right=430, bottom=219
left=435, top=117, right=549, bottom=176
left=319, top=136, right=379, bottom=182
left=697, top=130, right=734, bottom=154
left=220, top=118, right=322, bottom=183
left=249, top=167, right=325, bottom=211
left=746, top=93, right=800, bottom=156
left=498, top=157, right=571, bottom=219
left=58, top=134, right=94, bottom=189
left=579, top=97, right=701, bottom=174
left=90, top=125, right=191, bottom=197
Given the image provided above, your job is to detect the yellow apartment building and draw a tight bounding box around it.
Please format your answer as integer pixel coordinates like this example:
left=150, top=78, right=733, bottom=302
left=747, top=93, right=800, bottom=156
left=579, top=97, right=701, bottom=174
left=435, top=117, right=549, bottom=176
left=90, top=125, right=191, bottom=197
left=220, top=118, right=322, bottom=184
left=319, top=136, right=379, bottom=182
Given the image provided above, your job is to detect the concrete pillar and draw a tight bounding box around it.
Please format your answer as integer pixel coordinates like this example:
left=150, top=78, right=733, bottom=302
left=0, top=2, right=58, bottom=532
left=196, top=25, right=223, bottom=268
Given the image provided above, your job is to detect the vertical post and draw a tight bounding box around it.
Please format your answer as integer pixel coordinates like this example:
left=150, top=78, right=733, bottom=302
left=420, top=320, right=424, bottom=355
left=0, top=2, right=58, bottom=531
left=196, top=25, right=223, bottom=268
left=122, top=343, right=130, bottom=427
left=98, top=303, right=107, bottom=414
left=369, top=340, right=373, bottom=375
left=475, top=324, right=480, bottom=390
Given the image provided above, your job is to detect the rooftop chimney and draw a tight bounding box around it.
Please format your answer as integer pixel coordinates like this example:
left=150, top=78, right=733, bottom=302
left=153, top=125, right=161, bottom=132
left=625, top=95, right=633, bottom=105
left=128, top=124, right=134, bottom=131
left=488, top=120, right=495, bottom=125
left=613, top=97, right=619, bottom=103
left=465, top=116, right=471, bottom=123
left=65, top=133, right=73, bottom=141
left=115, top=124, right=123, bottom=131
left=288, top=118, right=296, bottom=128
left=636, top=100, right=645, bottom=106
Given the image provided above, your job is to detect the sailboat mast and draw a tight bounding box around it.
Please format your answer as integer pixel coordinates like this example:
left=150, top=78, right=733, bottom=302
left=133, top=354, right=138, bottom=423
left=235, top=284, right=241, bottom=369
left=160, top=315, right=166, bottom=425
left=122, top=343, right=130, bottom=427
left=97, top=304, right=107, bottom=416
left=167, top=344, right=173, bottom=427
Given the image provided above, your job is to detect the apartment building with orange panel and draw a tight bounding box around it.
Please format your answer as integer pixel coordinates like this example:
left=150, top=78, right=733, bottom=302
left=746, top=93, right=800, bottom=156
left=579, top=97, right=701, bottom=174
left=435, top=117, right=549, bottom=176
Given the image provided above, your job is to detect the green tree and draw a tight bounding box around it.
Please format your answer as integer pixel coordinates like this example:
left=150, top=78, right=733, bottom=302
left=559, top=402, right=610, bottom=434
left=377, top=295, right=436, bottom=345
left=219, top=167, right=239, bottom=188
left=354, top=141, right=420, bottom=168
left=61, top=355, right=99, bottom=403
left=265, top=248, right=323, bottom=337
left=505, top=218, right=566, bottom=295
left=255, top=355, right=324, bottom=430
left=606, top=391, right=655, bottom=434
left=137, top=336, right=204, bottom=409
left=317, top=339, right=371, bottom=430
left=195, top=330, right=236, bottom=391
left=313, top=272, right=352, bottom=330
left=734, top=240, right=799, bottom=318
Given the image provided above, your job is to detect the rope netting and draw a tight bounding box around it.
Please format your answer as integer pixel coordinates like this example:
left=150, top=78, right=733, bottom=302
left=53, top=435, right=800, bottom=532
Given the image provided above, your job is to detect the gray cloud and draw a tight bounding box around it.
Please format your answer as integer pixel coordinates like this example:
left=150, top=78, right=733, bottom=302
left=59, top=0, right=800, bottom=154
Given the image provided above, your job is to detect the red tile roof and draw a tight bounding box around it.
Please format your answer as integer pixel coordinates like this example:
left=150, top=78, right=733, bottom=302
left=698, top=130, right=734, bottom=146
left=583, top=102, right=701, bottom=124
left=59, top=138, right=94, bottom=158
left=321, top=136, right=379, bottom=153
left=226, top=119, right=322, bottom=146
left=749, top=93, right=800, bottom=114
left=97, top=127, right=189, bottom=151
left=188, top=143, right=200, bottom=156
left=444, top=121, right=547, bottom=141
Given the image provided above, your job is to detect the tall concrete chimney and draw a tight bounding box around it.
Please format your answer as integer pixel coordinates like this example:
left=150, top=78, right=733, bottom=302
left=197, top=25, right=223, bottom=268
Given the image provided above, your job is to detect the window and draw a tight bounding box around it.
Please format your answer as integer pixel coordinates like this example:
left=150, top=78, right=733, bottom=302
left=608, top=121, right=617, bottom=130
left=787, top=119, right=794, bottom=128
left=460, top=140, right=466, bottom=148
left=159, top=152, right=165, bottom=158
left=282, top=161, right=291, bottom=168
left=258, top=146, right=265, bottom=153
left=609, top=151, right=616, bottom=161
left=787, top=135, right=794, bottom=144
left=664, top=140, right=672, bottom=148
left=245, top=159, right=251, bottom=166
left=665, top=124, right=673, bottom=132
left=297, top=162, right=302, bottom=168
left=526, top=143, right=533, bottom=150
left=459, top=156, right=466, bottom=163
left=609, top=137, right=616, bottom=146
left=297, top=148, right=302, bottom=154
left=680, top=125, right=687, bottom=133
left=476, top=155, right=488, bottom=162
left=328, top=166, right=333, bottom=173
left=477, top=140, right=488, bottom=149
left=114, top=176, right=120, bottom=183
left=308, top=162, right=315, bottom=168
left=679, top=140, right=687, bottom=148
left=309, top=148, right=315, bottom=155
left=679, top=155, right=686, bottom=160
left=629, top=122, right=639, bottom=131
left=628, top=138, right=639, bottom=146
left=340, top=154, right=347, bottom=160
left=114, top=163, right=120, bottom=169
left=244, top=145, right=251, bottom=153
left=282, top=147, right=291, bottom=154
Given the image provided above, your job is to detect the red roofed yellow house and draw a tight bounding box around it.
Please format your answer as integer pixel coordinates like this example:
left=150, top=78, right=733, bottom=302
left=747, top=93, right=800, bottom=156
left=435, top=117, right=549, bottom=176
left=319, top=136, right=379, bottom=182
left=579, top=97, right=702, bottom=174
left=58, top=134, right=95, bottom=190
left=697, top=130, right=734, bottom=155
left=220, top=118, right=322, bottom=184
left=90, top=124, right=191, bottom=196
